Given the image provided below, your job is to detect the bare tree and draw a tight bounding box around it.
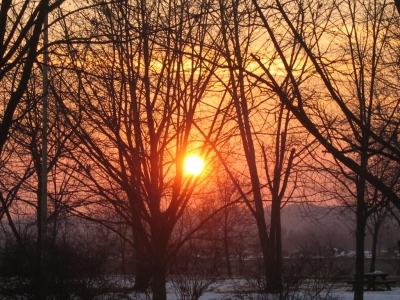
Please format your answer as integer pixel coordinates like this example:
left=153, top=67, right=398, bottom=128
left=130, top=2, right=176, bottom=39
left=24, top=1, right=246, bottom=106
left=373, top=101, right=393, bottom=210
left=0, top=2, right=69, bottom=299
left=0, top=0, right=64, bottom=155
left=250, top=1, right=400, bottom=299
left=0, top=0, right=64, bottom=222
left=53, top=1, right=227, bottom=299
left=214, top=0, right=314, bottom=293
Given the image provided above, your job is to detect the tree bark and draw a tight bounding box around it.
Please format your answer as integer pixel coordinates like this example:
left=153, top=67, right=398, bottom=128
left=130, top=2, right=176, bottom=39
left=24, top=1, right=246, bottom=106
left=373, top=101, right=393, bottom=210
left=132, top=230, right=151, bottom=291
left=354, top=207, right=366, bottom=300
left=354, top=149, right=368, bottom=300
left=398, top=240, right=400, bottom=275
left=223, top=213, right=232, bottom=276
left=152, top=262, right=167, bottom=300
left=134, top=251, right=151, bottom=291
left=266, top=199, right=283, bottom=294
left=369, top=226, right=379, bottom=273
left=151, top=249, right=168, bottom=300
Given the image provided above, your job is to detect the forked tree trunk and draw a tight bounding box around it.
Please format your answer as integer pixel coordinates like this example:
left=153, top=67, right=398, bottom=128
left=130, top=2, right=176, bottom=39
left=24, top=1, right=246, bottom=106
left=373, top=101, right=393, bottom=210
left=266, top=199, right=283, bottom=294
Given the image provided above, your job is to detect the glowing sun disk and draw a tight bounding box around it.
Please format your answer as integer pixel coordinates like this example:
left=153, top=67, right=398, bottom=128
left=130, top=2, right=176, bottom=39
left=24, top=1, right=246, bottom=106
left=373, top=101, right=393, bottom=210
left=184, top=154, right=204, bottom=176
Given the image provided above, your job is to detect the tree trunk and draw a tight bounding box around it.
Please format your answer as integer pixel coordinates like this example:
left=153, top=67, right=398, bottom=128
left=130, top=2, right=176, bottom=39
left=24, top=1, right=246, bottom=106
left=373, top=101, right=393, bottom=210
left=149, top=219, right=171, bottom=300
left=223, top=230, right=232, bottom=276
left=369, top=227, right=379, bottom=272
left=134, top=251, right=151, bottom=291
left=151, top=259, right=167, bottom=300
left=223, top=207, right=232, bottom=276
left=354, top=212, right=365, bottom=300
left=397, top=240, right=400, bottom=275
left=133, top=232, right=151, bottom=291
left=120, top=236, right=126, bottom=275
left=265, top=198, right=283, bottom=294
left=238, top=253, right=244, bottom=275
left=253, top=214, right=271, bottom=292
left=354, top=168, right=367, bottom=300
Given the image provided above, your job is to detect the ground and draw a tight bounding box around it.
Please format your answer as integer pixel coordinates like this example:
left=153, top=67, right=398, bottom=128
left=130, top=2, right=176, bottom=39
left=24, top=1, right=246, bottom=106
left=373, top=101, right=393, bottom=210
left=126, top=279, right=400, bottom=300
left=329, top=287, right=400, bottom=300
left=198, top=284, right=400, bottom=300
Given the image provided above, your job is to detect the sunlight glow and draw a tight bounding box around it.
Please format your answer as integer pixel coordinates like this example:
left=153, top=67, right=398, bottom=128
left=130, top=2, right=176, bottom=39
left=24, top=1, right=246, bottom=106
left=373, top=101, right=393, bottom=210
left=183, top=154, right=204, bottom=176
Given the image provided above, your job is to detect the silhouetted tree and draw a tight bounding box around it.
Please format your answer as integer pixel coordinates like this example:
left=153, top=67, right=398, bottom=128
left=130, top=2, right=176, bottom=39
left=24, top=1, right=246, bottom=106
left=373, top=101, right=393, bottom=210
left=55, top=1, right=226, bottom=299
left=250, top=1, right=400, bottom=299
left=215, top=0, right=313, bottom=293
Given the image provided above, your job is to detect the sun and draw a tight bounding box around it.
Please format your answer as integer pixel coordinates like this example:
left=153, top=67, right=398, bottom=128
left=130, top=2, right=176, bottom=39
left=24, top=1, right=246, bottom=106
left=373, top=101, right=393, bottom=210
left=183, top=154, right=204, bottom=176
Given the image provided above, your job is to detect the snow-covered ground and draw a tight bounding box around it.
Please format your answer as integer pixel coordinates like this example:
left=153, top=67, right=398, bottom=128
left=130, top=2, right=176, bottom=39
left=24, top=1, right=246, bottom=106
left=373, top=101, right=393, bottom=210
left=329, top=287, right=400, bottom=300
left=188, top=286, right=400, bottom=300
left=127, top=279, right=400, bottom=300
left=21, top=276, right=394, bottom=300
left=190, top=286, right=400, bottom=300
